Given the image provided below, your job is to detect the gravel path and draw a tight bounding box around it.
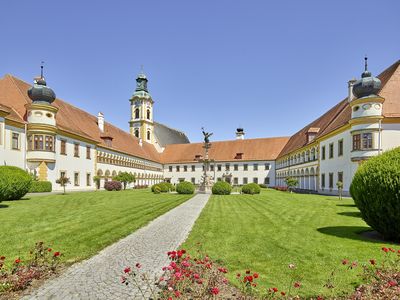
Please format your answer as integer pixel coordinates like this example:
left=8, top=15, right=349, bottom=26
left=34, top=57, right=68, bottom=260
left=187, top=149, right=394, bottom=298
left=24, top=193, right=210, bottom=300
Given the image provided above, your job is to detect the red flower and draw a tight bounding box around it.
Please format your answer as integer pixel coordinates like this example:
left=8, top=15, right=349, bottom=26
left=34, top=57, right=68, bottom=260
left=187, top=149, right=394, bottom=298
left=210, top=287, right=219, bottom=295
left=369, top=259, right=376, bottom=265
left=389, top=248, right=395, bottom=253
left=135, top=263, right=141, bottom=269
left=53, top=251, right=61, bottom=257
left=47, top=248, right=52, bottom=252
left=294, top=281, right=301, bottom=288
left=124, top=267, right=131, bottom=274
left=246, top=270, right=251, bottom=274
left=120, top=276, right=127, bottom=284
left=14, top=258, right=21, bottom=264
left=382, top=247, right=389, bottom=253
left=281, top=291, right=286, bottom=296
left=236, top=273, right=241, bottom=278
left=388, top=280, right=397, bottom=287
left=218, top=267, right=228, bottom=273
left=341, top=259, right=348, bottom=265
left=272, top=287, right=278, bottom=293
left=174, top=290, right=181, bottom=297
left=317, top=296, right=324, bottom=300
left=193, top=273, right=200, bottom=279
left=0, top=256, right=5, bottom=260
left=253, top=272, right=259, bottom=278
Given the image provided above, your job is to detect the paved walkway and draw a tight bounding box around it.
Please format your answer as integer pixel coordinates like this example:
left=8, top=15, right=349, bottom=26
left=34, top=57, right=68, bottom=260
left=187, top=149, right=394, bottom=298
left=24, top=193, right=210, bottom=300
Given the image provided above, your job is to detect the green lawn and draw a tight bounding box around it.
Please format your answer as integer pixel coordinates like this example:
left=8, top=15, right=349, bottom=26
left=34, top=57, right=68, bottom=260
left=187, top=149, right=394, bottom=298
left=0, top=189, right=191, bottom=265
left=182, top=189, right=397, bottom=298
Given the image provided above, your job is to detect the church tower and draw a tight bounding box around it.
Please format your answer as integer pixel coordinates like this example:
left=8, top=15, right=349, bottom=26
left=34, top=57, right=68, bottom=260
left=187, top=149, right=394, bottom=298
left=129, top=71, right=154, bottom=144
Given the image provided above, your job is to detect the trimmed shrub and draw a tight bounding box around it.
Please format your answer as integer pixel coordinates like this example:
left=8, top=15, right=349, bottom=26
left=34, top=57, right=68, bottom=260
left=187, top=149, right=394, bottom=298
left=29, top=181, right=52, bottom=193
left=176, top=181, right=195, bottom=194
left=242, top=183, right=261, bottom=195
left=153, top=185, right=161, bottom=194
left=104, top=180, right=122, bottom=191
left=165, top=182, right=175, bottom=192
left=0, top=166, right=32, bottom=201
left=350, top=147, right=400, bottom=241
left=212, top=181, right=232, bottom=195
left=259, top=184, right=268, bottom=189
left=151, top=183, right=169, bottom=193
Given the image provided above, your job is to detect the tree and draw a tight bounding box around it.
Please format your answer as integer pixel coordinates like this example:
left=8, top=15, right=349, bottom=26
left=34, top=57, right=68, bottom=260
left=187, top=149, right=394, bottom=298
left=56, top=175, right=70, bottom=195
left=285, top=176, right=298, bottom=193
left=336, top=181, right=343, bottom=200
left=93, top=176, right=101, bottom=190
left=113, top=172, right=136, bottom=190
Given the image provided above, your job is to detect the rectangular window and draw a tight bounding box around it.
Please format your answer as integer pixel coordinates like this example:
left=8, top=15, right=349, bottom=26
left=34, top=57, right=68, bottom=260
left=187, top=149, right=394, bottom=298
left=202, top=165, right=205, bottom=171
left=253, top=177, right=258, bottom=184
left=234, top=164, right=238, bottom=171
left=86, top=146, right=91, bottom=159
left=338, top=139, right=343, bottom=156
left=243, top=164, right=248, bottom=171
left=60, top=171, right=66, bottom=179
left=233, top=177, right=238, bottom=185
left=243, top=177, right=248, bottom=184
left=191, top=177, right=195, bottom=184
left=362, top=133, right=373, bottom=149
left=321, top=146, right=326, bottom=160
left=353, top=134, right=361, bottom=150
left=28, top=135, right=33, bottom=150
left=253, top=164, right=258, bottom=171
left=183, top=165, right=187, bottom=172
left=338, top=171, right=343, bottom=183
left=74, top=143, right=80, bottom=157
left=86, top=173, right=91, bottom=186
left=329, top=173, right=333, bottom=189
left=45, top=136, right=54, bottom=152
left=321, top=173, right=325, bottom=188
left=264, top=177, right=270, bottom=185
left=217, top=177, right=222, bottom=182
left=191, top=165, right=195, bottom=172
left=329, top=143, right=334, bottom=159
left=169, top=166, right=172, bottom=172
left=60, top=139, right=67, bottom=155
left=34, top=135, right=44, bottom=150
left=176, top=166, right=180, bottom=172
left=225, top=164, right=230, bottom=171
left=74, top=172, right=79, bottom=186
left=217, top=165, right=222, bottom=171
left=265, top=163, right=270, bottom=170
left=12, top=132, right=19, bottom=150
left=178, top=178, right=185, bottom=183
left=210, top=165, right=214, bottom=171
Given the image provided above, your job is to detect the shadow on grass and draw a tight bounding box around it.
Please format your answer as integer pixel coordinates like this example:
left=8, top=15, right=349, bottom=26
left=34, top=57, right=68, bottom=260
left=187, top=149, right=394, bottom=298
left=337, top=211, right=362, bottom=218
left=317, top=226, right=384, bottom=243
left=0, top=204, right=8, bottom=209
left=337, top=204, right=357, bottom=207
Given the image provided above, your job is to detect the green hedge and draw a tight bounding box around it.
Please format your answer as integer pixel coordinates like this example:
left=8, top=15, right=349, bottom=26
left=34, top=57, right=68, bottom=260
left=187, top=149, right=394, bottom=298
left=350, top=147, right=400, bottom=241
left=29, top=181, right=52, bottom=193
left=212, top=181, right=232, bottom=195
left=0, top=166, right=32, bottom=201
left=176, top=181, right=195, bottom=194
left=151, top=182, right=175, bottom=193
left=242, top=183, right=261, bottom=195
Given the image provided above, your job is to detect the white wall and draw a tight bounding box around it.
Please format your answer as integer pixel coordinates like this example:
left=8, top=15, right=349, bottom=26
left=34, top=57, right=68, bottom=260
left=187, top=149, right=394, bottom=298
left=2, top=123, right=25, bottom=169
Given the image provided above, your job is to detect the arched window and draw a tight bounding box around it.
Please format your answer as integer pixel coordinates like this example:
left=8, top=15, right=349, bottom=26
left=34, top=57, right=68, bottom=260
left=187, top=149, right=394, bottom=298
left=147, top=130, right=151, bottom=141
left=134, top=129, right=139, bottom=138
left=135, top=108, right=140, bottom=119
left=147, top=109, right=151, bottom=120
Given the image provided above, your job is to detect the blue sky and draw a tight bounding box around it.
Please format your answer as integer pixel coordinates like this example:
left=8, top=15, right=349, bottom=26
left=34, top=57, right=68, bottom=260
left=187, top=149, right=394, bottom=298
left=1, top=1, right=399, bottom=142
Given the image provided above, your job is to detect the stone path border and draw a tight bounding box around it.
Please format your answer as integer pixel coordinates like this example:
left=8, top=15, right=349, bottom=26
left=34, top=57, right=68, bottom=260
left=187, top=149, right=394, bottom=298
left=24, top=193, right=210, bottom=300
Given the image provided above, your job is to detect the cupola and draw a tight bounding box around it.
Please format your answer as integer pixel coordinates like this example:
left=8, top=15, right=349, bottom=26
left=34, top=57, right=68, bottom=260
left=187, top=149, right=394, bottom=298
left=352, top=57, right=381, bottom=99
left=27, top=65, right=56, bottom=105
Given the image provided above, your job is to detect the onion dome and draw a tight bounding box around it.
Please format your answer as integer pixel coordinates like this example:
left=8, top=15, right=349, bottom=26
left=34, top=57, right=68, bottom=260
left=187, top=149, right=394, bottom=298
left=352, top=57, right=381, bottom=99
left=135, top=72, right=148, bottom=92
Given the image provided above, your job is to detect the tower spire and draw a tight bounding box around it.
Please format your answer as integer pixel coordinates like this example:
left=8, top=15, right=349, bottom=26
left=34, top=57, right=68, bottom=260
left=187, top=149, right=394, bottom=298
left=364, top=55, right=368, bottom=72
left=40, top=61, right=44, bottom=79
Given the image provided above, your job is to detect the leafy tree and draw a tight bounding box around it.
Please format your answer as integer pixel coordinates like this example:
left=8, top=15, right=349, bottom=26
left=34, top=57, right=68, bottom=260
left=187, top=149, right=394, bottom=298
left=93, top=176, right=101, bottom=190
left=56, top=176, right=70, bottom=195
left=285, top=177, right=298, bottom=193
left=336, top=181, right=343, bottom=200
left=113, top=172, right=136, bottom=190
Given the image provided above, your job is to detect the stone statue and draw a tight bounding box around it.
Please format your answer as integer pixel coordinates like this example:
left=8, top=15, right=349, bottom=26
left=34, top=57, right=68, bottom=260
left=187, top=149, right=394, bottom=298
left=201, top=127, right=213, bottom=144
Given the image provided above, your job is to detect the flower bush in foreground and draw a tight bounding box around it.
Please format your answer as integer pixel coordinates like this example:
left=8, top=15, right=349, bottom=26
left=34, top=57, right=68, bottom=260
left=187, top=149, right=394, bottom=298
left=122, top=246, right=400, bottom=299
left=0, top=242, right=61, bottom=293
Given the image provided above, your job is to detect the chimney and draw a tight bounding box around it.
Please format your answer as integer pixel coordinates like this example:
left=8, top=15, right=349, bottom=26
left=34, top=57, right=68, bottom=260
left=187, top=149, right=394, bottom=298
left=236, top=128, right=245, bottom=140
left=347, top=78, right=357, bottom=103
left=97, top=112, right=104, bottom=132
left=139, top=138, right=143, bottom=147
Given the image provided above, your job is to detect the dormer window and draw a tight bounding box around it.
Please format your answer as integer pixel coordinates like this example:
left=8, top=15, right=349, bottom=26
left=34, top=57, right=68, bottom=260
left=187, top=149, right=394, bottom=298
left=194, top=154, right=202, bottom=161
left=306, top=127, right=320, bottom=143
left=101, top=135, right=113, bottom=148
left=235, top=152, right=243, bottom=159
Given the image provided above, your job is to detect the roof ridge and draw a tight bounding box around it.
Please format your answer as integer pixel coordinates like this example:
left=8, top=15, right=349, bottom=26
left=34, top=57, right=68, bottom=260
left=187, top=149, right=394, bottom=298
left=6, top=75, right=30, bottom=121
left=165, top=136, right=290, bottom=147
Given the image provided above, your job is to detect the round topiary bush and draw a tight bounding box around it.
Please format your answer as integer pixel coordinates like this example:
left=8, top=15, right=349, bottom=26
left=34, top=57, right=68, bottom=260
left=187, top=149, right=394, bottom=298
left=176, top=181, right=195, bottom=194
left=104, top=180, right=122, bottom=191
left=242, top=183, right=261, bottom=195
left=350, top=147, right=400, bottom=241
left=212, top=181, right=232, bottom=195
left=164, top=182, right=175, bottom=192
left=153, top=185, right=161, bottom=194
left=0, top=166, right=32, bottom=201
left=29, top=181, right=52, bottom=193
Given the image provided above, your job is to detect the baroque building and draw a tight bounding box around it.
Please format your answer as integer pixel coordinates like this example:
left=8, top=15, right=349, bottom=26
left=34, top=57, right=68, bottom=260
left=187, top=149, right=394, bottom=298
left=0, top=58, right=399, bottom=194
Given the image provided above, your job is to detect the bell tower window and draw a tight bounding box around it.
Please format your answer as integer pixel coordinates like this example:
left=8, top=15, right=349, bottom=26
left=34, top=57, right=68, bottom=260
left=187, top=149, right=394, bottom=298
left=147, top=109, right=151, bottom=120
left=135, top=108, right=140, bottom=119
left=147, top=130, right=151, bottom=141
left=134, top=129, right=139, bottom=138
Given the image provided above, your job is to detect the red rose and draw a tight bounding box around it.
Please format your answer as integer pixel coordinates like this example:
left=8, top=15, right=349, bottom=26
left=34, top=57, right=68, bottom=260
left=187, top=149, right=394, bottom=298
left=246, top=270, right=251, bottom=274
left=236, top=273, right=241, bottom=278
left=210, top=287, right=219, bottom=295
left=382, top=247, right=389, bottom=253
left=135, top=263, right=141, bottom=269
left=47, top=248, right=52, bottom=252
left=388, top=280, right=397, bottom=287
left=341, top=259, right=348, bottom=265
left=253, top=272, right=259, bottom=278
left=294, top=281, right=301, bottom=288
left=53, top=252, right=61, bottom=257
left=281, top=291, right=286, bottom=296
left=124, top=267, right=131, bottom=274
left=369, top=259, right=376, bottom=265
left=14, top=258, right=21, bottom=264
left=272, top=287, right=278, bottom=293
